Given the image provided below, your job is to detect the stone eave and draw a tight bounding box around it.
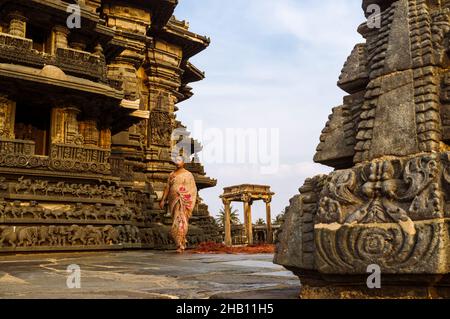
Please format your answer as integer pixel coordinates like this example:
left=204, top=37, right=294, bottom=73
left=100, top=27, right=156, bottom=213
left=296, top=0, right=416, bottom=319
left=0, top=63, right=124, bottom=100
left=130, top=110, right=150, bottom=119
left=194, top=174, right=218, bottom=190
left=152, top=19, right=210, bottom=59
left=221, top=184, right=275, bottom=200
left=109, top=112, right=146, bottom=135
left=0, top=63, right=143, bottom=134
left=224, top=184, right=273, bottom=190
left=177, top=85, right=193, bottom=103
left=107, top=99, right=150, bottom=134
left=105, top=0, right=178, bottom=30
left=182, top=61, right=205, bottom=84
left=120, top=99, right=150, bottom=119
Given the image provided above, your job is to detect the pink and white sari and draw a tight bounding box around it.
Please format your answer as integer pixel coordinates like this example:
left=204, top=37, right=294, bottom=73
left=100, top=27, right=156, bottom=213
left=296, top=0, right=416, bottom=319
left=167, top=170, right=197, bottom=250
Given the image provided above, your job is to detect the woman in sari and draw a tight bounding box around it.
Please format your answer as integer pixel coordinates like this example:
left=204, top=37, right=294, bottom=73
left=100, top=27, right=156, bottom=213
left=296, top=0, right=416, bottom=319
left=160, top=156, right=198, bottom=253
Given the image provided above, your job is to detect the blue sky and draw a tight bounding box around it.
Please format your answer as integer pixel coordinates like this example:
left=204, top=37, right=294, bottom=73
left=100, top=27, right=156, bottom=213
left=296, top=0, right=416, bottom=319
left=174, top=0, right=366, bottom=222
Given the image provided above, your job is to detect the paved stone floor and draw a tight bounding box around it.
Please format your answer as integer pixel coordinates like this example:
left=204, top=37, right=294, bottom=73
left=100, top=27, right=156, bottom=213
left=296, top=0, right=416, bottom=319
left=0, top=250, right=300, bottom=299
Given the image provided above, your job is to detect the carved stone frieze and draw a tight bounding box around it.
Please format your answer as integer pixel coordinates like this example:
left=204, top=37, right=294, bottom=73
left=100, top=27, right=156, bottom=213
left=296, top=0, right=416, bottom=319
left=311, top=153, right=450, bottom=274
left=0, top=224, right=140, bottom=249
left=149, top=111, right=172, bottom=147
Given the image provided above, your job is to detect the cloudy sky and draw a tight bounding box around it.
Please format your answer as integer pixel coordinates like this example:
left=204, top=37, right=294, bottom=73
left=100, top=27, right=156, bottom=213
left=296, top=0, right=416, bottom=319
left=174, top=0, right=366, bottom=222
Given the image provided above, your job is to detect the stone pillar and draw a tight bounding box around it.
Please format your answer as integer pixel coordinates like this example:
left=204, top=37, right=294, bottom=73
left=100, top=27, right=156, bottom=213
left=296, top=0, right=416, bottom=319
left=0, top=95, right=16, bottom=139
left=52, top=26, right=69, bottom=54
left=223, top=199, right=232, bottom=247
left=51, top=108, right=65, bottom=144
left=99, top=129, right=112, bottom=149
left=51, top=107, right=83, bottom=145
left=8, top=11, right=27, bottom=38
left=265, top=197, right=273, bottom=244
left=244, top=200, right=253, bottom=245
left=78, top=120, right=99, bottom=146
left=242, top=201, right=248, bottom=243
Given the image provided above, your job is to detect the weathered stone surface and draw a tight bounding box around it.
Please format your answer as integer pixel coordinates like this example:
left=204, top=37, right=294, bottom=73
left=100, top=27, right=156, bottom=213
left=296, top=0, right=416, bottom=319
left=274, top=176, right=326, bottom=270
left=338, top=44, right=369, bottom=94
left=276, top=0, right=450, bottom=298
left=315, top=219, right=450, bottom=274
left=369, top=70, right=418, bottom=158
left=0, top=251, right=299, bottom=299
left=314, top=106, right=355, bottom=168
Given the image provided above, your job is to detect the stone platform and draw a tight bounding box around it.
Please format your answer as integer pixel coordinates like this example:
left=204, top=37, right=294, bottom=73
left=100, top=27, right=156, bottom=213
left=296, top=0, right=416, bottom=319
left=0, top=251, right=299, bottom=299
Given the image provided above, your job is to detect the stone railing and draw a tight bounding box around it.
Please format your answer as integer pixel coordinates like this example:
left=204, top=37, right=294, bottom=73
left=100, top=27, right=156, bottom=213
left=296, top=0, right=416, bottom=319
left=0, top=32, right=107, bottom=82
left=50, top=143, right=111, bottom=174
left=0, top=138, right=35, bottom=155
left=55, top=47, right=107, bottom=82
left=0, top=33, right=32, bottom=50
left=0, top=141, right=111, bottom=175
left=0, top=32, right=45, bottom=67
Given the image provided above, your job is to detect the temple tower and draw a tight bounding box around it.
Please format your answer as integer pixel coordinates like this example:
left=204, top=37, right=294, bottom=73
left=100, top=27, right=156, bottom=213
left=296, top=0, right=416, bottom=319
left=0, top=0, right=219, bottom=252
left=275, top=0, right=450, bottom=298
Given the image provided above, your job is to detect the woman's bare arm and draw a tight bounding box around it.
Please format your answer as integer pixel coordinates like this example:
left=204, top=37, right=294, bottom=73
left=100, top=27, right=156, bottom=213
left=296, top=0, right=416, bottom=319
left=159, top=174, right=171, bottom=209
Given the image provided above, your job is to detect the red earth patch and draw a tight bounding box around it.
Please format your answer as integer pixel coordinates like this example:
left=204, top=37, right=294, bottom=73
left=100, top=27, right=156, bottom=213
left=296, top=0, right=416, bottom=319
left=189, top=242, right=275, bottom=254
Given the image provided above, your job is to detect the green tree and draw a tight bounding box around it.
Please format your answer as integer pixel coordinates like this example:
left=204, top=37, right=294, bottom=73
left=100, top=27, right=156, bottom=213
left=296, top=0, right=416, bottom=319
left=216, top=206, right=241, bottom=227
left=273, top=212, right=285, bottom=225
left=255, top=218, right=266, bottom=225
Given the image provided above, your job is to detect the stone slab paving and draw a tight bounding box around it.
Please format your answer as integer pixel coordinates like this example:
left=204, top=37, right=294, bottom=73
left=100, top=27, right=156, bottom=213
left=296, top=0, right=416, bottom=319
left=0, top=251, right=300, bottom=299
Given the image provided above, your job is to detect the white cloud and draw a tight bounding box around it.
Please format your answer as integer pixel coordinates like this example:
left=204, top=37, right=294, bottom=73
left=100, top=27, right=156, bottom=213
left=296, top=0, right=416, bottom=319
left=251, top=0, right=364, bottom=52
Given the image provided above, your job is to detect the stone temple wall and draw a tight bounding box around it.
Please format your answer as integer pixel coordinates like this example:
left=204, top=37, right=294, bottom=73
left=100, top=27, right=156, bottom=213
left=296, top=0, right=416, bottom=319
left=0, top=0, right=220, bottom=252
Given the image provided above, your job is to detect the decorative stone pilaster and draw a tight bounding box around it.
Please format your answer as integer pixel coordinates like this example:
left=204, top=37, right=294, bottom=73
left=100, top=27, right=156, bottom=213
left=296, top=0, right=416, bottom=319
left=51, top=107, right=84, bottom=145
left=0, top=95, right=16, bottom=139
left=7, top=11, right=27, bottom=38
left=51, top=25, right=69, bottom=54
left=78, top=120, right=99, bottom=146
left=99, top=129, right=112, bottom=149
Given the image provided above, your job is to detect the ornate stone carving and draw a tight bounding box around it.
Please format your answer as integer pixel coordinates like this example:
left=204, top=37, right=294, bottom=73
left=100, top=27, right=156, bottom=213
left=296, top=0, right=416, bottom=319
left=79, top=120, right=100, bottom=146
left=315, top=219, right=446, bottom=274
left=7, top=11, right=27, bottom=38
left=0, top=224, right=140, bottom=249
left=0, top=200, right=134, bottom=224
left=275, top=0, right=450, bottom=297
left=0, top=32, right=107, bottom=82
left=0, top=144, right=111, bottom=174
left=149, top=111, right=172, bottom=147
left=0, top=95, right=15, bottom=139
